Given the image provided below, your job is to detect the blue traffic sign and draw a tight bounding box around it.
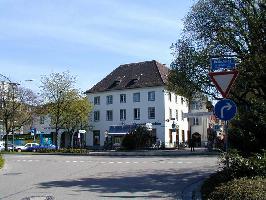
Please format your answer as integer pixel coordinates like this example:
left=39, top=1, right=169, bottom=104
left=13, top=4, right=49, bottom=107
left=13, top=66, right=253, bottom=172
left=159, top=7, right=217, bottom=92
left=214, top=99, right=237, bottom=120
left=211, top=58, right=236, bottom=71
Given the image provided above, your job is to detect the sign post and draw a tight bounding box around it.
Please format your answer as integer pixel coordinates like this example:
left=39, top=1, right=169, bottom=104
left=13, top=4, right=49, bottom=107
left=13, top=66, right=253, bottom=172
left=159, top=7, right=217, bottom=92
left=210, top=57, right=238, bottom=168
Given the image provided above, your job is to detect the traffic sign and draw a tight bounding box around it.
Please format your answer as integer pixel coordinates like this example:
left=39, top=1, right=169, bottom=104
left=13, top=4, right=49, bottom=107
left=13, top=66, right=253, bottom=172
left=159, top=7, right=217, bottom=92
left=211, top=58, right=236, bottom=71
left=183, top=112, right=213, bottom=118
left=209, top=71, right=238, bottom=98
left=214, top=99, right=237, bottom=120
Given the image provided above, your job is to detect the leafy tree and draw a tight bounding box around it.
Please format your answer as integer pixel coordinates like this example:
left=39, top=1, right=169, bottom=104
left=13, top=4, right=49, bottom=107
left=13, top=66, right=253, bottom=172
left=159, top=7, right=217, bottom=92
left=40, top=71, right=92, bottom=148
left=0, top=83, right=38, bottom=151
left=40, top=71, right=76, bottom=147
left=168, top=0, right=266, bottom=153
left=61, top=94, right=92, bottom=147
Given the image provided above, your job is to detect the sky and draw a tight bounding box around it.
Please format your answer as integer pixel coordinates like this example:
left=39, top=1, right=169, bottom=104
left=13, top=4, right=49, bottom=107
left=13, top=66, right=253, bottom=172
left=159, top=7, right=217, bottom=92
left=0, top=0, right=195, bottom=93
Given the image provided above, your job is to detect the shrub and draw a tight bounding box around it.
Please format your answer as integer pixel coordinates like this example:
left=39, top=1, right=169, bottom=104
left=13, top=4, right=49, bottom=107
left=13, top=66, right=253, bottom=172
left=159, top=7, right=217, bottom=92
left=121, top=134, right=136, bottom=150
left=219, top=149, right=266, bottom=178
left=0, top=154, right=4, bottom=169
left=207, top=176, right=266, bottom=200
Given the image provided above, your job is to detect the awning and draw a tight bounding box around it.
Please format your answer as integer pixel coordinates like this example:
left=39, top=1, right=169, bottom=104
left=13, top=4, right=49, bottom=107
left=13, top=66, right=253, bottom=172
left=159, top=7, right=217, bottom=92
left=108, top=125, right=137, bottom=135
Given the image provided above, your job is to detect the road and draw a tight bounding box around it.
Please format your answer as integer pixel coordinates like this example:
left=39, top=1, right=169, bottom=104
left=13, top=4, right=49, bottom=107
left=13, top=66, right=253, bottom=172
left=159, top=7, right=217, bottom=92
left=0, top=154, right=219, bottom=200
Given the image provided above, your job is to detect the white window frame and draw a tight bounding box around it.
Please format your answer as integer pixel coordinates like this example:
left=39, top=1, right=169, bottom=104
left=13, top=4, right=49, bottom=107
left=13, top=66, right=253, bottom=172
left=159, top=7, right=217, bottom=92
left=120, top=109, right=126, bottom=121
left=193, top=117, right=199, bottom=125
left=94, top=96, right=100, bottom=105
left=175, top=110, right=178, bottom=121
left=148, top=107, right=155, bottom=119
left=148, top=91, right=155, bottom=101
left=106, top=110, right=113, bottom=121
left=106, top=95, right=113, bottom=104
left=94, top=111, right=100, bottom=121
left=120, top=94, right=126, bottom=103
left=134, top=108, right=140, bottom=120
left=133, top=93, right=140, bottom=102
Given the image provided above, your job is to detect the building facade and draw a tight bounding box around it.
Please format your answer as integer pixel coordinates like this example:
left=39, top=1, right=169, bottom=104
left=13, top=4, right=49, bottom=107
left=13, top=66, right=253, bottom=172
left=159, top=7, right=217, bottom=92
left=85, top=60, right=189, bottom=148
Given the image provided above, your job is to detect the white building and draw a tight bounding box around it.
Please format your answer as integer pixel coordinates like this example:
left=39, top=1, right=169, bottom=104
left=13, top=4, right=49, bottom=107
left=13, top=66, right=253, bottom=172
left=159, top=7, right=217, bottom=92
left=85, top=60, right=189, bottom=148
left=188, top=95, right=218, bottom=147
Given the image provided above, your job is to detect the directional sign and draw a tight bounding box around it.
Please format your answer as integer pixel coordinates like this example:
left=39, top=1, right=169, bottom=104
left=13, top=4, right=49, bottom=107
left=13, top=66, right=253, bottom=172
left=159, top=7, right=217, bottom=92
left=214, top=99, right=237, bottom=120
left=211, top=58, right=236, bottom=71
left=209, top=71, right=238, bottom=98
left=183, top=112, right=213, bottom=118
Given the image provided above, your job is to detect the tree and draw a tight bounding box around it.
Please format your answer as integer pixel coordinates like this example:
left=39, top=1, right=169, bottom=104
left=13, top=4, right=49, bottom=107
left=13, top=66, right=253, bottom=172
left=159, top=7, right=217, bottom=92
left=40, top=71, right=92, bottom=148
left=168, top=0, right=266, bottom=153
left=0, top=82, right=38, bottom=151
left=61, top=94, right=92, bottom=147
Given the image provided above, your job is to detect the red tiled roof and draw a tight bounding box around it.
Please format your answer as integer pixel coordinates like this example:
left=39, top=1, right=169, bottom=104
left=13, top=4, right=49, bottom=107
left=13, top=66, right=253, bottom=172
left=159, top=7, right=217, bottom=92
left=86, top=60, right=169, bottom=93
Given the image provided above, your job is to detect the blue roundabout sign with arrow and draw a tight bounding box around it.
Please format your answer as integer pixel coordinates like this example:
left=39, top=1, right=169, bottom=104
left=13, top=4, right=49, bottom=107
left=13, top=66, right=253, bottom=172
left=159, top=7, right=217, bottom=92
left=214, top=99, right=237, bottom=120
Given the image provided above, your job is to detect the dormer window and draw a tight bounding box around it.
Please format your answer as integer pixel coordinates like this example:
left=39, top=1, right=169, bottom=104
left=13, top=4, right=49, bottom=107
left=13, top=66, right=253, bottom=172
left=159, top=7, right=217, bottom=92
left=126, top=78, right=138, bottom=87
left=108, top=80, right=120, bottom=89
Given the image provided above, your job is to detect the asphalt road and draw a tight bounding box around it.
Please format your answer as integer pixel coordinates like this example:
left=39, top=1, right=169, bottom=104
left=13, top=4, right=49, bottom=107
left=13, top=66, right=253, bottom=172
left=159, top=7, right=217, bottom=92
left=0, top=154, right=219, bottom=200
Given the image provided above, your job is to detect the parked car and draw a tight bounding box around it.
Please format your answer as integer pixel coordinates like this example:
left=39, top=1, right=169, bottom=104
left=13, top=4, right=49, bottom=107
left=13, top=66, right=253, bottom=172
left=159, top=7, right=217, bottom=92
left=0, top=142, right=15, bottom=151
left=30, top=144, right=56, bottom=152
left=15, top=143, right=39, bottom=152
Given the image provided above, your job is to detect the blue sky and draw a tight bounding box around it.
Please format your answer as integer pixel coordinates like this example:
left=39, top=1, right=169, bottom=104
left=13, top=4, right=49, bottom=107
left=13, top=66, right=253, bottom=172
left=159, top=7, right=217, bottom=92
left=0, top=0, right=195, bottom=92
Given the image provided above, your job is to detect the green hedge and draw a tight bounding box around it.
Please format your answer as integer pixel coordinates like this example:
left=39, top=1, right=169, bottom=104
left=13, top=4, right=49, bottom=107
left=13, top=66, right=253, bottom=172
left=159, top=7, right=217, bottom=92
left=202, top=150, right=266, bottom=200
left=0, top=154, right=4, bottom=169
left=207, top=176, right=266, bottom=200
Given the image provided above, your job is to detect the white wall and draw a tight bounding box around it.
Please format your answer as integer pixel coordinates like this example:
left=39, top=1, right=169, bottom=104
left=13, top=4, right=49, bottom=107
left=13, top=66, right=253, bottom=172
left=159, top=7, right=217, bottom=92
left=87, top=87, right=189, bottom=148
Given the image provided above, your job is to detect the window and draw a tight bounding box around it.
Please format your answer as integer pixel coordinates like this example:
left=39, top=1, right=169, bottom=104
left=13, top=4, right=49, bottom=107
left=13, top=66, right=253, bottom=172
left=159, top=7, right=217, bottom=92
left=106, top=95, right=113, bottom=104
left=94, top=96, right=100, bottom=105
left=148, top=91, right=155, bottom=101
left=175, top=110, right=178, bottom=121
left=181, top=111, right=184, bottom=121
left=191, top=101, right=201, bottom=110
left=169, top=93, right=172, bottom=102
left=120, top=109, right=126, bottom=121
left=193, top=118, right=199, bottom=125
left=169, top=130, right=173, bottom=143
left=134, top=108, right=140, bottom=120
left=169, top=108, right=172, bottom=119
left=40, top=116, right=45, bottom=124
left=181, top=97, right=184, bottom=105
left=148, top=107, right=155, bottom=119
left=175, top=95, right=178, bottom=103
left=106, top=110, right=113, bottom=121
left=133, top=93, right=140, bottom=102
left=94, top=111, right=100, bottom=121
left=120, top=94, right=126, bottom=103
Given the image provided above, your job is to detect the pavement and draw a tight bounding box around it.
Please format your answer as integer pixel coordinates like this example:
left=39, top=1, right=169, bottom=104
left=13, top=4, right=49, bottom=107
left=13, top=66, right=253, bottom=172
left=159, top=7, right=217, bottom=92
left=1, top=147, right=220, bottom=200
left=87, top=147, right=220, bottom=200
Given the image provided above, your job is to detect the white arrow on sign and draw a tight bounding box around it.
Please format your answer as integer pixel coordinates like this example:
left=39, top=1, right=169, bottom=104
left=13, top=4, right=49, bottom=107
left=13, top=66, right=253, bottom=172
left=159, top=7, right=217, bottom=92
left=221, top=103, right=232, bottom=118
left=209, top=71, right=238, bottom=98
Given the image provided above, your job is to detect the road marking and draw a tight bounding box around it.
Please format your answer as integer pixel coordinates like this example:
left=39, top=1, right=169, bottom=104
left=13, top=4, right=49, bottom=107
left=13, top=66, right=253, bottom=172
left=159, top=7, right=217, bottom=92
left=79, top=161, right=84, bottom=163
left=109, top=162, right=114, bottom=164
left=65, top=161, right=71, bottom=163
left=177, top=162, right=183, bottom=164
left=100, top=161, right=106, bottom=164
left=73, top=161, right=77, bottom=163
left=125, top=162, right=130, bottom=164
left=17, top=160, right=21, bottom=162
left=117, top=162, right=123, bottom=164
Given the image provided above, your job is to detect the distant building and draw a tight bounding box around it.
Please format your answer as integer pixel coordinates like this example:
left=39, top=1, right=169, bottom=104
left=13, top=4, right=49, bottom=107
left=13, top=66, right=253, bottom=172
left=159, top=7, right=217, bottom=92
left=188, top=95, right=211, bottom=147
left=85, top=60, right=189, bottom=148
